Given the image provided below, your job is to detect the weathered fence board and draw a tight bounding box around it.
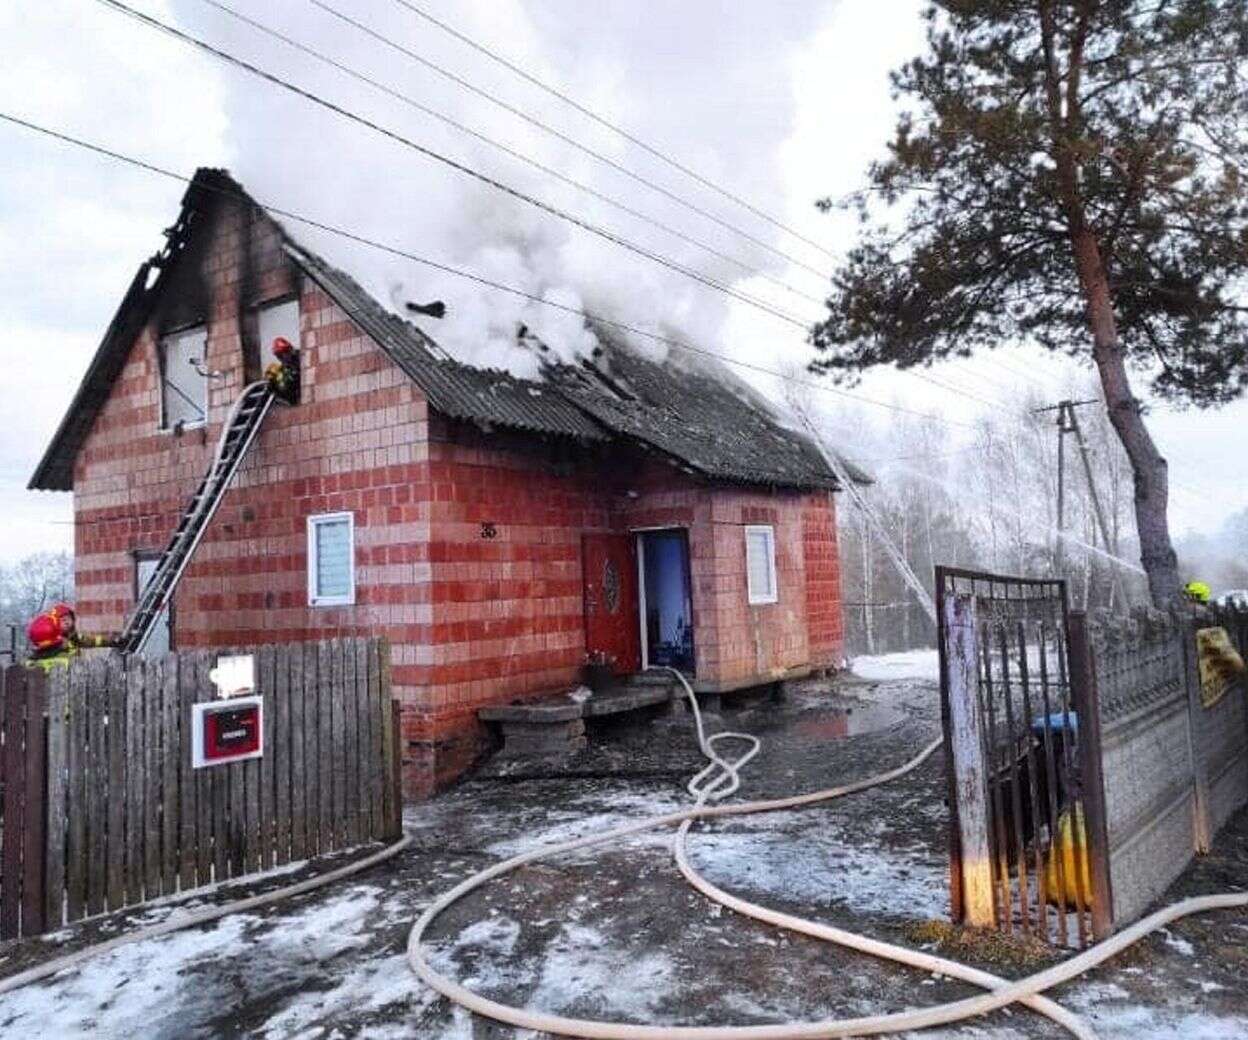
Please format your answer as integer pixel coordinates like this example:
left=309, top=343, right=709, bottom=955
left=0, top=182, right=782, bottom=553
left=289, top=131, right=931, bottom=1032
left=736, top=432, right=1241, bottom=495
left=0, top=667, right=46, bottom=939
left=178, top=651, right=199, bottom=890
left=382, top=640, right=398, bottom=837
left=125, top=661, right=144, bottom=904
left=261, top=644, right=278, bottom=872
left=161, top=657, right=180, bottom=894
left=319, top=640, right=335, bottom=854
left=288, top=643, right=306, bottom=862
left=941, top=593, right=995, bottom=927
left=65, top=663, right=88, bottom=921
left=106, top=658, right=126, bottom=911
left=0, top=637, right=399, bottom=941
left=44, top=670, right=68, bottom=927
left=363, top=638, right=381, bottom=841
left=2, top=668, right=29, bottom=938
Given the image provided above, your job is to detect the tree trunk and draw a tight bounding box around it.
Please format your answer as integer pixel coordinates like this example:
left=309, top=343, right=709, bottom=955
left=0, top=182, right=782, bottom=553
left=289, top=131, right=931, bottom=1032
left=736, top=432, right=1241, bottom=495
left=1070, top=228, right=1181, bottom=605
left=1039, top=4, right=1180, bottom=607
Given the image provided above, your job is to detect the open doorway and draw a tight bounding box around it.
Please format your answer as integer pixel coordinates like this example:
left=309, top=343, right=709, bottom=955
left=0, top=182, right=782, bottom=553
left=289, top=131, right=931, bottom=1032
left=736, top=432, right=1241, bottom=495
left=637, top=529, right=695, bottom=674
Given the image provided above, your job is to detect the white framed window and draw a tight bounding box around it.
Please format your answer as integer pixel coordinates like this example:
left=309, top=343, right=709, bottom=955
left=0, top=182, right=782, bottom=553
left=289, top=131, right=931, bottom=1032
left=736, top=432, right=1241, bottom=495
left=258, top=298, right=300, bottom=367
left=307, top=512, right=355, bottom=606
left=159, top=325, right=208, bottom=429
left=744, top=525, right=778, bottom=605
left=135, top=552, right=172, bottom=657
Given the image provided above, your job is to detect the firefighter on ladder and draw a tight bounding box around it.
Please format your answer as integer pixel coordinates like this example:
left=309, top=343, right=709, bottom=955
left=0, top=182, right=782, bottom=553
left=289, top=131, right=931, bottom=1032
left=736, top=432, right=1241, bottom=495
left=25, top=603, right=118, bottom=673
left=264, top=336, right=300, bottom=404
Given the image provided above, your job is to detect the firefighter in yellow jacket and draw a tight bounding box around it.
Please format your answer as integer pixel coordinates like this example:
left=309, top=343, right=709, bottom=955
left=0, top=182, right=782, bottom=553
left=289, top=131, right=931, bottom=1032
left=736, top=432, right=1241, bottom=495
left=25, top=603, right=117, bottom=673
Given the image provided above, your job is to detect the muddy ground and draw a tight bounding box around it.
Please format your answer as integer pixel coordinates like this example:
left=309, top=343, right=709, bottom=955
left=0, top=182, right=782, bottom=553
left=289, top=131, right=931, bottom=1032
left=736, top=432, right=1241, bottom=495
left=0, top=666, right=1245, bottom=1038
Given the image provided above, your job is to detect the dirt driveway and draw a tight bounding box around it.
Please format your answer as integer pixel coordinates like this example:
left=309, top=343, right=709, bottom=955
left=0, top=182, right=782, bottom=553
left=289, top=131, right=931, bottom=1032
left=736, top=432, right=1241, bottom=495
left=1, top=660, right=1246, bottom=1038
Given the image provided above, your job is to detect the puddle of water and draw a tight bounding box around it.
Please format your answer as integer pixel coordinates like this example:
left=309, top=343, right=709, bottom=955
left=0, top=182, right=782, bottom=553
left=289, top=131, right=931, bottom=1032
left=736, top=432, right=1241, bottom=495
left=795, top=703, right=905, bottom=740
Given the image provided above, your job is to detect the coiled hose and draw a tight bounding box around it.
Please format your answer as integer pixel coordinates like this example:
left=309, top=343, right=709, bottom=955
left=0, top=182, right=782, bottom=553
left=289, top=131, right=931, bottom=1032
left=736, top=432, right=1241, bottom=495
left=408, top=669, right=1248, bottom=1039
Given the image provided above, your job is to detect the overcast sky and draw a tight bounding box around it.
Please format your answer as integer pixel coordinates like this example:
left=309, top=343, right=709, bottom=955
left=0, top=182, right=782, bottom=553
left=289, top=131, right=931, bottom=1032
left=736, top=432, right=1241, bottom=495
left=1, top=0, right=1243, bottom=566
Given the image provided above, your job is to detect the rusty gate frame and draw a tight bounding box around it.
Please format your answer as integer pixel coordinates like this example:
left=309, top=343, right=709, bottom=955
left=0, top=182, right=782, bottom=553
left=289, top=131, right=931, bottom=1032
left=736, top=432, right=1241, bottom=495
left=936, top=565, right=1112, bottom=946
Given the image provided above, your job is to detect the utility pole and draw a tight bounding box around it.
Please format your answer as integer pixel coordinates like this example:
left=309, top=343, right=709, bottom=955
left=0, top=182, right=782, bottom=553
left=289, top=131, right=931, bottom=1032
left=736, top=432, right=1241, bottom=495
left=1034, top=399, right=1126, bottom=608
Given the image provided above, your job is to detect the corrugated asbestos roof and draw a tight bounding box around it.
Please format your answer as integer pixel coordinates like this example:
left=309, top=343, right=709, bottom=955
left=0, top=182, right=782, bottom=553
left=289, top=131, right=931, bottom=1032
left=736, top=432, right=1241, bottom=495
left=285, top=242, right=607, bottom=442
left=31, top=167, right=869, bottom=494
left=547, top=344, right=870, bottom=491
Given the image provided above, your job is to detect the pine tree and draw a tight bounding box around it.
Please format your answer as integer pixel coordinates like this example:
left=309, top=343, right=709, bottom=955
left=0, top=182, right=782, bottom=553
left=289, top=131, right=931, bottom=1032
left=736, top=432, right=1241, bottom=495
left=811, top=1, right=1248, bottom=605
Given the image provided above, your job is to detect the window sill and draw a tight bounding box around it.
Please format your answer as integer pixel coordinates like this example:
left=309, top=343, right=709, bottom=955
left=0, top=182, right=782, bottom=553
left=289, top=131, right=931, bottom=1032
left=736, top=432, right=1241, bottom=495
left=158, top=421, right=206, bottom=434
left=309, top=597, right=354, bottom=608
left=748, top=595, right=779, bottom=606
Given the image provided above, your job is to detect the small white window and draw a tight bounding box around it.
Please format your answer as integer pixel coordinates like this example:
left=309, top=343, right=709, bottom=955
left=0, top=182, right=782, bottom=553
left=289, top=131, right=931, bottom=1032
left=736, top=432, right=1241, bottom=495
left=160, top=325, right=208, bottom=429
left=745, top=525, right=777, bottom=605
left=307, top=512, right=355, bottom=606
left=135, top=554, right=172, bottom=657
left=258, top=298, right=300, bottom=367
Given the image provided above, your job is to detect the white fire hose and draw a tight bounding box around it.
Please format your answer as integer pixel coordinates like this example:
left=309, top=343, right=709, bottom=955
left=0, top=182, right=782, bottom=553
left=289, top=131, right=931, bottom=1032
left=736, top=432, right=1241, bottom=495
left=1, top=670, right=1243, bottom=1040
left=408, top=670, right=1248, bottom=1040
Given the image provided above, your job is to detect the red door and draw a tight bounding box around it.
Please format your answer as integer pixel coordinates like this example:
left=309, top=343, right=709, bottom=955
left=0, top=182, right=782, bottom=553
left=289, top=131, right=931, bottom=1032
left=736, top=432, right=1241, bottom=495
left=582, top=533, right=641, bottom=674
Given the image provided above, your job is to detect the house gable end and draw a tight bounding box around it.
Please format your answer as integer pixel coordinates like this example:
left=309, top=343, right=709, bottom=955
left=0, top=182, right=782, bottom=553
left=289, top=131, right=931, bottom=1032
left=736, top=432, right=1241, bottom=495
left=29, top=168, right=294, bottom=491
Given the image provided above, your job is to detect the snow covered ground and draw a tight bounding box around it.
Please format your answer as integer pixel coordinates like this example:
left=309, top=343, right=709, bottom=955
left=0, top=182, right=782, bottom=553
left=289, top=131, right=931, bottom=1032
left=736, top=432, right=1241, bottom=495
left=850, top=648, right=940, bottom=683
left=2, top=668, right=1246, bottom=1038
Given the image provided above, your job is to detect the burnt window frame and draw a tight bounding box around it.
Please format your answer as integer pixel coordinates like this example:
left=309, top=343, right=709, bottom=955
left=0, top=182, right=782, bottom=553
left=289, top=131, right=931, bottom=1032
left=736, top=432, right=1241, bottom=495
left=157, top=322, right=209, bottom=432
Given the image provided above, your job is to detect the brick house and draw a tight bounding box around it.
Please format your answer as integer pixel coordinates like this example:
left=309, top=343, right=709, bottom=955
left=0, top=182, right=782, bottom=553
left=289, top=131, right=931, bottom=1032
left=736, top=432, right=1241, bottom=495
left=30, top=169, right=866, bottom=797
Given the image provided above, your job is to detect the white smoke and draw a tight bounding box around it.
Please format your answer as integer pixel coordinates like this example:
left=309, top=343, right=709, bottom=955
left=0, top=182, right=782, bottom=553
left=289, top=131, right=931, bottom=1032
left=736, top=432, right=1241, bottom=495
left=168, top=0, right=832, bottom=381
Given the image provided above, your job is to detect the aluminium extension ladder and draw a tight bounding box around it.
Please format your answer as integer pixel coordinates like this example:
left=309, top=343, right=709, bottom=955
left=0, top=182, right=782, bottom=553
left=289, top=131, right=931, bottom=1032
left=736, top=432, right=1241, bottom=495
left=117, top=380, right=277, bottom=655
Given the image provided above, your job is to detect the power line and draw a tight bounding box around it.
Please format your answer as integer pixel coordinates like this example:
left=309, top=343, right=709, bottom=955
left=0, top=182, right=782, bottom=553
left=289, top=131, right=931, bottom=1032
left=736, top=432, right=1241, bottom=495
left=191, top=0, right=824, bottom=310
left=388, top=0, right=839, bottom=264
left=301, top=0, right=833, bottom=282
left=94, top=0, right=811, bottom=332
left=108, top=1, right=1021, bottom=427
left=0, top=110, right=979, bottom=434
left=895, top=366, right=1012, bottom=416
left=945, top=357, right=1042, bottom=398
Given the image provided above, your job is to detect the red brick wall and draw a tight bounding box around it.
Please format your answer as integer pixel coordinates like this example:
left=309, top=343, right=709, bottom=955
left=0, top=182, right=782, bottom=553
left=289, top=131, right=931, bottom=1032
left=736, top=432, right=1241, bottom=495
left=71, top=198, right=439, bottom=791
left=407, top=420, right=614, bottom=789
left=67, top=197, right=847, bottom=799
left=802, top=492, right=844, bottom=668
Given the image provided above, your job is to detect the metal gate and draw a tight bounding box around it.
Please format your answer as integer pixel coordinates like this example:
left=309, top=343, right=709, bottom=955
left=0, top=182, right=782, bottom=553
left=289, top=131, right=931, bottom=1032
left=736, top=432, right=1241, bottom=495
left=936, top=566, right=1107, bottom=947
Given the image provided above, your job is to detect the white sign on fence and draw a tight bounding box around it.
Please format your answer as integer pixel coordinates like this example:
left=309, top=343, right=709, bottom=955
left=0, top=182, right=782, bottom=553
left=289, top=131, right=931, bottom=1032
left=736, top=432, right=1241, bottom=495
left=208, top=653, right=256, bottom=698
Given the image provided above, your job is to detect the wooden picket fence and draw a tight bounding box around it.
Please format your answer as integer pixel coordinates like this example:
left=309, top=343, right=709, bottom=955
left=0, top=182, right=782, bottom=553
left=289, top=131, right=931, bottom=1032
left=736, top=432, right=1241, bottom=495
left=0, top=638, right=401, bottom=941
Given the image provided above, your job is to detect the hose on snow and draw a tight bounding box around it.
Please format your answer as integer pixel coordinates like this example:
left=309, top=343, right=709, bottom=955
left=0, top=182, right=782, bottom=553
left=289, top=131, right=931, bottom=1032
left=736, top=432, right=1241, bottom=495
left=407, top=669, right=1248, bottom=1040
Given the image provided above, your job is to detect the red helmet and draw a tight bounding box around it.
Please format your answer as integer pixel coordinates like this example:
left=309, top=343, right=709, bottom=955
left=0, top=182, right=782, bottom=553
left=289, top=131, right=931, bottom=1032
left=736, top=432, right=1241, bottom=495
left=49, top=602, right=75, bottom=622
left=28, top=612, right=65, bottom=651
left=272, top=336, right=294, bottom=358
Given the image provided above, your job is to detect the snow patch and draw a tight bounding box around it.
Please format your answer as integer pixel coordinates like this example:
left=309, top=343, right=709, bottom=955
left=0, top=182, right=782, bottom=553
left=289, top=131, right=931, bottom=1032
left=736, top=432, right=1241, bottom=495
left=0, top=915, right=254, bottom=1037
left=257, top=952, right=431, bottom=1039
left=1160, top=927, right=1196, bottom=957
left=485, top=789, right=687, bottom=861
left=851, top=650, right=940, bottom=683
left=256, top=885, right=382, bottom=960
left=0, top=886, right=385, bottom=1037
left=685, top=827, right=947, bottom=919
left=1067, top=982, right=1248, bottom=1039
left=528, top=923, right=678, bottom=1021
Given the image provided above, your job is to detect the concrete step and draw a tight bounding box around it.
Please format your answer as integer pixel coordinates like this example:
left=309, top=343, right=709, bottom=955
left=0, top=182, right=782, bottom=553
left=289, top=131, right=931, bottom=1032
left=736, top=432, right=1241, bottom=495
left=582, top=684, right=674, bottom=718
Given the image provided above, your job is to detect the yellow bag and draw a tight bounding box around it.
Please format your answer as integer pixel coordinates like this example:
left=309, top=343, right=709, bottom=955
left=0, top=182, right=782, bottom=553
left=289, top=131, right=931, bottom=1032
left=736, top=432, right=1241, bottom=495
left=1196, top=627, right=1246, bottom=709
left=1043, top=805, right=1093, bottom=909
